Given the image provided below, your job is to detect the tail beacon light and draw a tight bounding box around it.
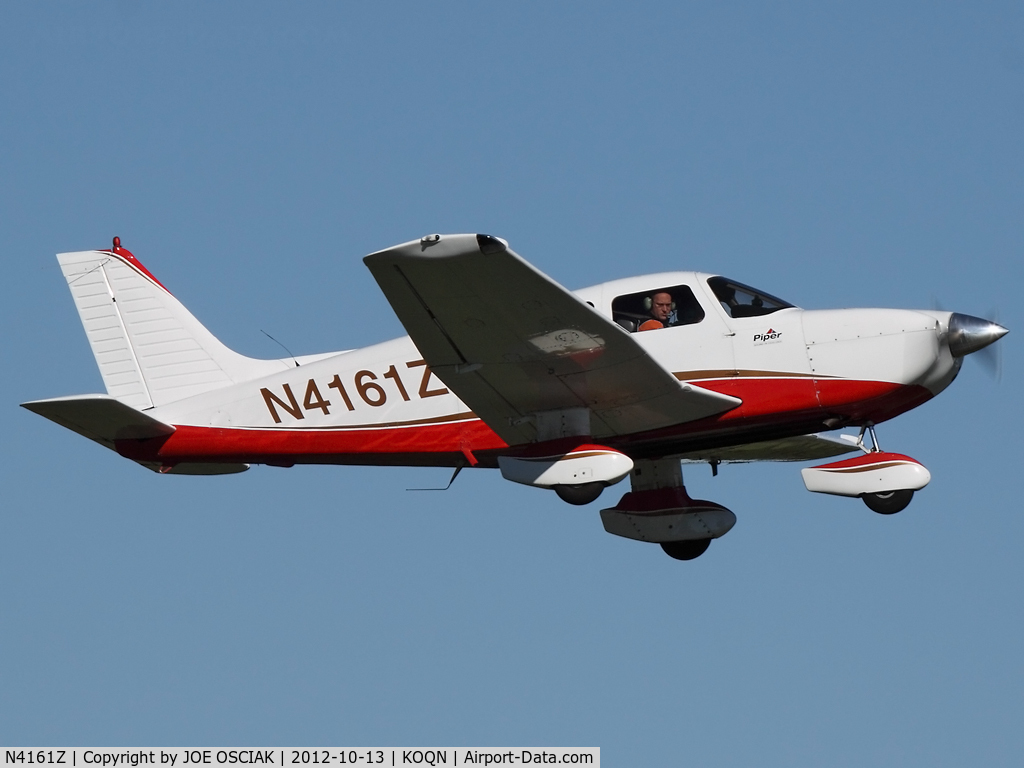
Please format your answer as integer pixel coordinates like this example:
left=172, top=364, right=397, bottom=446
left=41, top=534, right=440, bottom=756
left=801, top=452, right=931, bottom=497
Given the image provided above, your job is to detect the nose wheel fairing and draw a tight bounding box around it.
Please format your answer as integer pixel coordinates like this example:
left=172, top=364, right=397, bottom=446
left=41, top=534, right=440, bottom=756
left=801, top=451, right=931, bottom=498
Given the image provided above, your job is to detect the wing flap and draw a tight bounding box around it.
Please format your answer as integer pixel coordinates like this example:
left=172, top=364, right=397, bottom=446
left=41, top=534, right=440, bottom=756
left=364, top=234, right=740, bottom=444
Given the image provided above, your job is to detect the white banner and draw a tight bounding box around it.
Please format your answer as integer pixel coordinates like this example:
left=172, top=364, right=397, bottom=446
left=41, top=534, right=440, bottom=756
left=0, top=750, right=599, bottom=768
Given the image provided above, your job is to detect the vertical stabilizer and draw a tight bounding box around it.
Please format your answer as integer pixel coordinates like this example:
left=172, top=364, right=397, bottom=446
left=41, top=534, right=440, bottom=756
left=58, top=242, right=288, bottom=408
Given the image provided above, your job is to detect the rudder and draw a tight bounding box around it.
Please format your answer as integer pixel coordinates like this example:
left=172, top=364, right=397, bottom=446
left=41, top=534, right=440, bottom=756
left=58, top=239, right=288, bottom=409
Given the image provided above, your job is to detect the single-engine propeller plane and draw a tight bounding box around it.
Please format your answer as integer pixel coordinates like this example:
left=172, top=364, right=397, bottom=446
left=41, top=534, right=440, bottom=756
left=23, top=234, right=1008, bottom=560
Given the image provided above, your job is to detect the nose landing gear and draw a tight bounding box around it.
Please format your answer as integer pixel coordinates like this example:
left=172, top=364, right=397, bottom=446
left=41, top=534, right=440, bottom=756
left=801, top=424, right=930, bottom=514
left=861, top=489, right=914, bottom=515
left=660, top=538, right=712, bottom=561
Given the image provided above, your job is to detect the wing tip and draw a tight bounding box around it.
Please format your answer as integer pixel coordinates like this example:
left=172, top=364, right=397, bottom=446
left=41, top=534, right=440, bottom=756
left=364, top=233, right=509, bottom=264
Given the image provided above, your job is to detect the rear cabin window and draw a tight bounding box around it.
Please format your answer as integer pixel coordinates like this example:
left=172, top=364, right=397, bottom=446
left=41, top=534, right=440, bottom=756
left=611, top=285, right=705, bottom=333
left=706, top=276, right=794, bottom=318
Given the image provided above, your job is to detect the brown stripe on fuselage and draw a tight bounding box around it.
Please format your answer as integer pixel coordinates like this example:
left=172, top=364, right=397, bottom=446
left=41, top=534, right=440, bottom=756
left=818, top=461, right=912, bottom=474
left=516, top=450, right=620, bottom=462
left=674, top=369, right=831, bottom=381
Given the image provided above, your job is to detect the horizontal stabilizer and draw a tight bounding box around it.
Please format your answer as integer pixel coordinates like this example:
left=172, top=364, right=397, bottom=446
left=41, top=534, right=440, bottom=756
left=23, top=395, right=248, bottom=475
left=21, top=394, right=174, bottom=450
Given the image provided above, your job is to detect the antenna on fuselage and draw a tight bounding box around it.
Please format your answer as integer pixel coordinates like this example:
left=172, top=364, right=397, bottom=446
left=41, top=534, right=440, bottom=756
left=261, top=329, right=300, bottom=367
left=407, top=463, right=465, bottom=492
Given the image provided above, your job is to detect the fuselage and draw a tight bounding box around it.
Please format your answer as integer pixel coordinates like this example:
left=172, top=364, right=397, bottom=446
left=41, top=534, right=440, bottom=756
left=117, top=271, right=961, bottom=469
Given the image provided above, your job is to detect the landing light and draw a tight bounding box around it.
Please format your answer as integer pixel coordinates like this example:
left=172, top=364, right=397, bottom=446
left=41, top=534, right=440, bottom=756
left=476, top=234, right=508, bottom=254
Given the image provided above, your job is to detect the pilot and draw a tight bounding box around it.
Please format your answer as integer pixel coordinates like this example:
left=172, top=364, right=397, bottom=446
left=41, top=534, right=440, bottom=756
left=638, top=291, right=674, bottom=331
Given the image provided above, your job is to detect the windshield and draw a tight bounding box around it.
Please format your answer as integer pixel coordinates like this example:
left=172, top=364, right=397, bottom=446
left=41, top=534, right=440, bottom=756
left=707, top=276, right=794, bottom=318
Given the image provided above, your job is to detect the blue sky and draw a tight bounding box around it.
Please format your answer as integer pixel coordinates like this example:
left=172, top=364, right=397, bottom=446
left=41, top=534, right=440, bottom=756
left=3, top=2, right=1022, bottom=764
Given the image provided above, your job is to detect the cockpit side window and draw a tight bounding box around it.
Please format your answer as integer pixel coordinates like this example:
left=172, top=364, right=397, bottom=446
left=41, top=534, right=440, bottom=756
left=611, top=285, right=705, bottom=333
left=707, top=276, right=794, bottom=318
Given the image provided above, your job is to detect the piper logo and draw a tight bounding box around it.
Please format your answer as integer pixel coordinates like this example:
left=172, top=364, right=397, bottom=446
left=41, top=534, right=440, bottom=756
left=753, top=328, right=783, bottom=345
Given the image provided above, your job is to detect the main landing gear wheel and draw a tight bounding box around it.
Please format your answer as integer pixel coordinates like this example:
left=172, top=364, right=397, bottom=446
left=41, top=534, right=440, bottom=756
left=861, top=489, right=914, bottom=515
left=660, top=538, right=712, bottom=561
left=554, top=482, right=605, bottom=506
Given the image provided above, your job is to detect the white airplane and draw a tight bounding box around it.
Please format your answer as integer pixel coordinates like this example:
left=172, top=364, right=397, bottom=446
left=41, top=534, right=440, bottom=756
left=23, top=234, right=1008, bottom=560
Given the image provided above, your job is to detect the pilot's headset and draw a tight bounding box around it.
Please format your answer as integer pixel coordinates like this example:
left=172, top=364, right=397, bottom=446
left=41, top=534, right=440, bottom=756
left=643, top=295, right=676, bottom=311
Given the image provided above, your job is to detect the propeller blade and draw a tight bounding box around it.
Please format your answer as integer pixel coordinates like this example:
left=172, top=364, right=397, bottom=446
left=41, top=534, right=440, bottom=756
left=975, top=342, right=1002, bottom=381
left=974, top=308, right=1004, bottom=381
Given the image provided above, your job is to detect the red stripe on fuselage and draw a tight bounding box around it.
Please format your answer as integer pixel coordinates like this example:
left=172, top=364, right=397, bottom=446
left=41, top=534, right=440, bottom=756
left=812, top=378, right=933, bottom=423
left=694, top=376, right=929, bottom=422
left=116, top=378, right=934, bottom=467
left=695, top=377, right=820, bottom=419
left=117, top=419, right=508, bottom=467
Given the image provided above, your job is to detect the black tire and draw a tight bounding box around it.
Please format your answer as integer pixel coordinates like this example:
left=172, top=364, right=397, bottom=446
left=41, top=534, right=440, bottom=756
left=660, top=538, right=712, bottom=561
left=554, top=482, right=604, bottom=505
left=862, top=489, right=914, bottom=515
